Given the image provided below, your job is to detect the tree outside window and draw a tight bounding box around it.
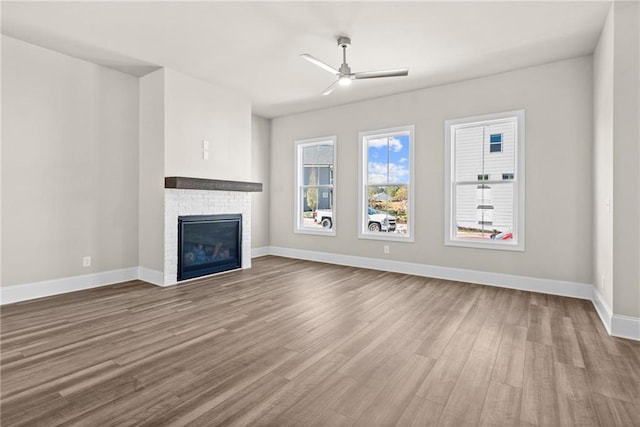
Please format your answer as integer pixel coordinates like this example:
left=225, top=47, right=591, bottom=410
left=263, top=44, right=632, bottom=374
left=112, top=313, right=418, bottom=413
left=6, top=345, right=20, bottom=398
left=359, top=126, right=414, bottom=241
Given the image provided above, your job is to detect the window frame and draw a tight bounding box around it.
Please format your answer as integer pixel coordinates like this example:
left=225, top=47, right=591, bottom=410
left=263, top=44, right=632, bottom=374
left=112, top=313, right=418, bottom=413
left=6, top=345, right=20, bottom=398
left=294, top=136, right=337, bottom=236
left=444, top=110, right=525, bottom=251
left=358, top=125, right=415, bottom=242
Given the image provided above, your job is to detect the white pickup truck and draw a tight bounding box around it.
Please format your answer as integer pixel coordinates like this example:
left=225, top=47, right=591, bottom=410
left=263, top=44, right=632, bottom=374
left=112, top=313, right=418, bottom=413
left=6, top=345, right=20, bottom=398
left=314, top=207, right=396, bottom=232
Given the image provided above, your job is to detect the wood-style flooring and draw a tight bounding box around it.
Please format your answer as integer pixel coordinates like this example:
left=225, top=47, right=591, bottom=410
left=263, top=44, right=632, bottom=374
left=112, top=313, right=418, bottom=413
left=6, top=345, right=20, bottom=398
left=1, top=256, right=639, bottom=426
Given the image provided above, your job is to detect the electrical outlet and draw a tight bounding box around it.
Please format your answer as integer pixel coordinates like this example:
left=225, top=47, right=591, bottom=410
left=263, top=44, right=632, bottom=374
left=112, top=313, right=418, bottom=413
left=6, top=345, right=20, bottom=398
left=383, top=245, right=390, bottom=254
left=83, top=256, right=91, bottom=267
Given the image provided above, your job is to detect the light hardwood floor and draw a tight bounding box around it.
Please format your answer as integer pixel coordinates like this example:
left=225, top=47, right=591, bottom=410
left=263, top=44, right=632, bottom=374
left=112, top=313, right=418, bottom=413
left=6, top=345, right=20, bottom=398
left=1, top=256, right=639, bottom=426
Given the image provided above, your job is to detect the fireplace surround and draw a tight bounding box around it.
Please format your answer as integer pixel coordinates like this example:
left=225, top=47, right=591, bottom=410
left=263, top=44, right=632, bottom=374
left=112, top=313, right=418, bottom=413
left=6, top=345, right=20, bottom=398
left=162, top=176, right=262, bottom=286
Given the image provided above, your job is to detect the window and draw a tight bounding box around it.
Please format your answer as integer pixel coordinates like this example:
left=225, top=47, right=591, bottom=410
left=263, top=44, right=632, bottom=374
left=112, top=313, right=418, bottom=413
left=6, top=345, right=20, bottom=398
left=489, top=133, right=503, bottom=152
left=294, top=136, right=336, bottom=235
left=445, top=111, right=524, bottom=251
left=358, top=125, right=414, bottom=241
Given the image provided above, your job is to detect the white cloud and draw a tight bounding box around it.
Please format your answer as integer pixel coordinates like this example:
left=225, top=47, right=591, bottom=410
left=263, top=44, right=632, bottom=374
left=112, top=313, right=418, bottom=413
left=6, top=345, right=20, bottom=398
left=399, top=157, right=408, bottom=163
left=368, top=137, right=403, bottom=152
left=368, top=161, right=409, bottom=184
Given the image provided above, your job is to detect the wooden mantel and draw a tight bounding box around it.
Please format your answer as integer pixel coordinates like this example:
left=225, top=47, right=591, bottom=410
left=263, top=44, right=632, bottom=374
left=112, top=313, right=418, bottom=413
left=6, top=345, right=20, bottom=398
left=164, top=176, right=262, bottom=192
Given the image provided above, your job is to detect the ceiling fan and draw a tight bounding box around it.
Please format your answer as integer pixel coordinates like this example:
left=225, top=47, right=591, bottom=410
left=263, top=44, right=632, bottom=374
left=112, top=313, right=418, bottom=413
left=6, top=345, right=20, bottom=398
left=301, top=36, right=409, bottom=96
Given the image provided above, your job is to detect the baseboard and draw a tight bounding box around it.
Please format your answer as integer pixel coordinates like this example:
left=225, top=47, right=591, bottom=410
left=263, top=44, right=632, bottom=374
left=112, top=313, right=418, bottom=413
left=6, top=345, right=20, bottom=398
left=252, top=246, right=271, bottom=258
left=269, top=246, right=640, bottom=341
left=0, top=267, right=139, bottom=305
left=592, top=287, right=613, bottom=335
left=3, top=249, right=638, bottom=341
left=269, top=246, right=594, bottom=300
left=138, top=267, right=165, bottom=287
left=611, top=315, right=640, bottom=341
left=591, top=288, right=640, bottom=341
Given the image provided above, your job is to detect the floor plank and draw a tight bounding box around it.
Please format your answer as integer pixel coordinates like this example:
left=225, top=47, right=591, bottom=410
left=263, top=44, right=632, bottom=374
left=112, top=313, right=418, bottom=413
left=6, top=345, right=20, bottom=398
left=521, top=341, right=560, bottom=426
left=395, top=394, right=445, bottom=426
left=1, top=256, right=638, bottom=426
left=438, top=350, right=496, bottom=427
left=354, top=353, right=434, bottom=426
left=478, top=381, right=522, bottom=427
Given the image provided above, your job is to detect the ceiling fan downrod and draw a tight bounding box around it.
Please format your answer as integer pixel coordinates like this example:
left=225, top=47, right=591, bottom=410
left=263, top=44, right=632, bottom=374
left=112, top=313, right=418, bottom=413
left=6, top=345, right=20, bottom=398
left=338, top=36, right=351, bottom=75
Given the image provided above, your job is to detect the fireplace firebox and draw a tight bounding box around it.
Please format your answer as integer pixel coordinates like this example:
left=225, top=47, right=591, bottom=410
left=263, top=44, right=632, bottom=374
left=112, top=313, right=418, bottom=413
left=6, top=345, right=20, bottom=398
left=177, top=214, right=242, bottom=281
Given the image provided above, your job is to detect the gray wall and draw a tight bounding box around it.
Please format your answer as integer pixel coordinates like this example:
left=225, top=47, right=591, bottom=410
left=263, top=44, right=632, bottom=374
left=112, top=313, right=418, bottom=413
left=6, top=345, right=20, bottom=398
left=2, top=36, right=268, bottom=287
left=164, top=68, right=252, bottom=182
left=1, top=36, right=139, bottom=286
left=251, top=115, right=271, bottom=250
left=271, top=56, right=593, bottom=284
left=593, top=6, right=614, bottom=309
left=593, top=2, right=640, bottom=319
left=138, top=69, right=166, bottom=272
left=610, top=2, right=639, bottom=318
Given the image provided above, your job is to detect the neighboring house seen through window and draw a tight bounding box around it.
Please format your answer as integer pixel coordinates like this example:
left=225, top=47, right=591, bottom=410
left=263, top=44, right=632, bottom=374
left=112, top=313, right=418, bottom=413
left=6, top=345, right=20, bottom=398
left=489, top=133, right=503, bottom=153
left=358, top=125, right=414, bottom=241
left=445, top=111, right=524, bottom=251
left=294, top=136, right=336, bottom=235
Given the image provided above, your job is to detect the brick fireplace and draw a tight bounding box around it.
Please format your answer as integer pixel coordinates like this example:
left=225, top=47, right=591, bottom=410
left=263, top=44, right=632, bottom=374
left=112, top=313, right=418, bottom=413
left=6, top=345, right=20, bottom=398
left=163, top=177, right=262, bottom=286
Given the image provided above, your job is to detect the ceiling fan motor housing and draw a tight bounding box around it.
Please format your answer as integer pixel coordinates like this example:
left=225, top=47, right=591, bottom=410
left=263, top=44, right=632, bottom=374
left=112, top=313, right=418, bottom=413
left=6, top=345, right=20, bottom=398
left=337, top=36, right=351, bottom=48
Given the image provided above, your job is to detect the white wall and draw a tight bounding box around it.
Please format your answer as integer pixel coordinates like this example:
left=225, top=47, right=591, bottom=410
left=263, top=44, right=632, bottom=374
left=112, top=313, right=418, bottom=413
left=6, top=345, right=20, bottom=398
left=0, top=34, right=4, bottom=286
left=593, top=2, right=640, bottom=320
left=251, top=115, right=271, bottom=250
left=164, top=69, right=252, bottom=182
left=611, top=1, right=639, bottom=318
left=1, top=36, right=139, bottom=286
left=139, top=69, right=166, bottom=272
left=593, top=6, right=615, bottom=311
left=271, top=57, right=593, bottom=285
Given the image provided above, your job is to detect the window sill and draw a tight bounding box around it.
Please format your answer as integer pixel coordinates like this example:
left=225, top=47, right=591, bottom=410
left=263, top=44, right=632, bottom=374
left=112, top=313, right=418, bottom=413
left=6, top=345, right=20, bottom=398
left=294, top=228, right=336, bottom=237
left=358, top=233, right=414, bottom=243
left=445, top=238, right=524, bottom=252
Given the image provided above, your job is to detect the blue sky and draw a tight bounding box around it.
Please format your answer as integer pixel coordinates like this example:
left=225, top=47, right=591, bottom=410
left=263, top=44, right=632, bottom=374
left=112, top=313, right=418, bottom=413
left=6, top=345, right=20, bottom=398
left=367, top=135, right=410, bottom=184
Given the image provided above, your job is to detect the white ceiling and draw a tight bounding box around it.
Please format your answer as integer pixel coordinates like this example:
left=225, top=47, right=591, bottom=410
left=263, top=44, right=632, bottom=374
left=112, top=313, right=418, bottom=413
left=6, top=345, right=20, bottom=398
left=1, top=1, right=611, bottom=118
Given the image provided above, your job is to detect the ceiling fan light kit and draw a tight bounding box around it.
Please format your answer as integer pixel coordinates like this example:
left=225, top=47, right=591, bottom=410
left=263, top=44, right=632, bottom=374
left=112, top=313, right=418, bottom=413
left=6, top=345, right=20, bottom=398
left=301, top=36, right=408, bottom=96
left=338, top=75, right=352, bottom=86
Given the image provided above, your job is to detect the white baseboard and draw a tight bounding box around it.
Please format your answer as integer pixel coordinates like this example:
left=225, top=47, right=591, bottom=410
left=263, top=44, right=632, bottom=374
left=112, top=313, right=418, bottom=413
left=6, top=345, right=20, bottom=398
left=252, top=246, right=271, bottom=258
left=611, top=315, right=640, bottom=341
left=269, top=246, right=594, bottom=300
left=591, top=288, right=640, bottom=341
left=592, top=287, right=613, bottom=334
left=3, top=248, right=638, bottom=342
left=268, top=246, right=639, bottom=341
left=138, top=267, right=165, bottom=287
left=0, top=267, right=139, bottom=305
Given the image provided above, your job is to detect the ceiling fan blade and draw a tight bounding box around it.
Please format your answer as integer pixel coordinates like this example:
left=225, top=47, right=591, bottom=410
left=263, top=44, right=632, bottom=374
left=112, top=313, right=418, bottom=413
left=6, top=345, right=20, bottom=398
left=321, top=80, right=340, bottom=96
left=300, top=54, right=339, bottom=75
left=354, top=69, right=409, bottom=79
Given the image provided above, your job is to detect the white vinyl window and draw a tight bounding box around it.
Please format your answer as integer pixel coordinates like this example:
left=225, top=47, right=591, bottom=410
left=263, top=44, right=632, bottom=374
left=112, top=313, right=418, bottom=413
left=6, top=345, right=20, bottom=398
left=294, top=136, right=336, bottom=235
left=445, top=111, right=525, bottom=251
left=358, top=125, right=414, bottom=241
